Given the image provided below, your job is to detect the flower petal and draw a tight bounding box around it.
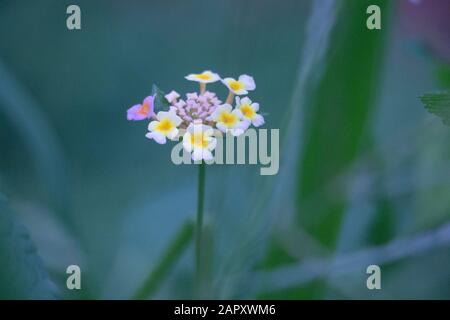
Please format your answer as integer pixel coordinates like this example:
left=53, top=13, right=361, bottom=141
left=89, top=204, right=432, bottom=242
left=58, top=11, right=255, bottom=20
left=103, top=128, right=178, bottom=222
left=146, top=131, right=167, bottom=144
left=235, top=96, right=242, bottom=107
left=143, top=95, right=155, bottom=108
left=202, top=149, right=214, bottom=161
left=230, top=128, right=244, bottom=136
left=167, top=128, right=179, bottom=140
left=216, top=122, right=227, bottom=133
left=183, top=132, right=193, bottom=152
left=252, top=114, right=265, bottom=127
left=222, top=78, right=248, bottom=95
left=156, top=111, right=169, bottom=121
left=239, top=74, right=256, bottom=91
left=127, top=104, right=148, bottom=121
left=148, top=120, right=159, bottom=131
left=165, top=91, right=180, bottom=103
left=251, top=102, right=260, bottom=112
left=168, top=110, right=182, bottom=126
left=208, top=138, right=217, bottom=151
left=185, top=71, right=220, bottom=83
left=232, top=109, right=243, bottom=119
left=192, top=148, right=204, bottom=161
left=240, top=97, right=252, bottom=105
left=221, top=104, right=233, bottom=113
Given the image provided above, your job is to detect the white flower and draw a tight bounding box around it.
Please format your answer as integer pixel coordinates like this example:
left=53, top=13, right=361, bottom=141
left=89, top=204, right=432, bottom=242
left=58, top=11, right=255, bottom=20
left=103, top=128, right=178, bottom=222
left=183, top=123, right=217, bottom=161
left=208, top=104, right=249, bottom=136
left=185, top=70, right=221, bottom=83
left=165, top=90, right=180, bottom=103
left=222, top=74, right=256, bottom=95
left=235, top=97, right=264, bottom=127
left=146, top=110, right=182, bottom=144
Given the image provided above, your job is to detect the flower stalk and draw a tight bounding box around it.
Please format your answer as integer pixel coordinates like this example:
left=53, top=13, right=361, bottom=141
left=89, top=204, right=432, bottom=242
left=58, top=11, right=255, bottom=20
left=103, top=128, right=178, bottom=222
left=225, top=91, right=234, bottom=104
left=199, top=83, right=206, bottom=94
left=195, top=161, right=206, bottom=296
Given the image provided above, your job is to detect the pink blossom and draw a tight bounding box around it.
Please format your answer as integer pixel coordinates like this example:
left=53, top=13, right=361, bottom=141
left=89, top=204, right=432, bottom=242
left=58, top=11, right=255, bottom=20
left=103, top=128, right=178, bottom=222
left=171, top=91, right=222, bottom=124
left=127, top=95, right=154, bottom=121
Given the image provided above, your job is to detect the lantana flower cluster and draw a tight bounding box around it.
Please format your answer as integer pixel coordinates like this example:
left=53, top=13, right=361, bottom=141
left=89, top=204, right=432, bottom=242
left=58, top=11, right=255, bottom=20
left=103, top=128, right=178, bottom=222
left=127, top=71, right=264, bottom=161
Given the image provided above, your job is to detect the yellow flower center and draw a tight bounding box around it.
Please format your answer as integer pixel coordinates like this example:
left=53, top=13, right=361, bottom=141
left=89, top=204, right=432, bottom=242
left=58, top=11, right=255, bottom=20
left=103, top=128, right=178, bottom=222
left=196, top=73, right=212, bottom=81
left=191, top=133, right=209, bottom=148
left=138, top=102, right=150, bottom=115
left=229, top=80, right=244, bottom=92
left=240, top=104, right=255, bottom=119
left=219, top=112, right=238, bottom=127
left=155, top=118, right=174, bottom=134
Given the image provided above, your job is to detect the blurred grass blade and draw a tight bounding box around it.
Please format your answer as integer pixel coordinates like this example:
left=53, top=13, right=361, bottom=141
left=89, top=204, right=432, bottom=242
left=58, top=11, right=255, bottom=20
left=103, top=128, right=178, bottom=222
left=420, top=90, right=450, bottom=126
left=297, top=0, right=390, bottom=246
left=253, top=221, right=450, bottom=294
left=0, top=194, right=58, bottom=299
left=0, top=60, right=69, bottom=215
left=256, top=0, right=390, bottom=299
left=213, top=0, right=340, bottom=299
left=133, top=220, right=194, bottom=299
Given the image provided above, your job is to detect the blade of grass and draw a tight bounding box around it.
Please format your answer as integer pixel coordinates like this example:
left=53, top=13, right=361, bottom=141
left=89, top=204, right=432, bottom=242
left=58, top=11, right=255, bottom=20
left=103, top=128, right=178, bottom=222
left=297, top=0, right=390, bottom=247
left=214, top=0, right=340, bottom=298
left=0, top=60, right=69, bottom=219
left=132, top=220, right=194, bottom=299
left=253, top=221, right=450, bottom=295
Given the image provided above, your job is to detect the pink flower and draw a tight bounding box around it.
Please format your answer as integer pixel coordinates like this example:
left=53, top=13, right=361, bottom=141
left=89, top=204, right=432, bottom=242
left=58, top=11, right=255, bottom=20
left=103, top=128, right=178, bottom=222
left=165, top=91, right=180, bottom=104
left=171, top=91, right=222, bottom=124
left=127, top=95, right=154, bottom=121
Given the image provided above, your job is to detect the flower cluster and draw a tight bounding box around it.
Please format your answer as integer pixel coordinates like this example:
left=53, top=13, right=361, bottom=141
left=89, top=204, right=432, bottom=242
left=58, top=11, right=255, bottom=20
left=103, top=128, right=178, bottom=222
left=126, top=70, right=265, bottom=161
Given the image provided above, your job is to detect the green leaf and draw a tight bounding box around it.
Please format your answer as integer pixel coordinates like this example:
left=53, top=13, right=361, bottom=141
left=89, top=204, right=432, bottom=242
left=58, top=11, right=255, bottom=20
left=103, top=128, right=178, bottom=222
left=0, top=195, right=58, bottom=299
left=297, top=0, right=390, bottom=247
left=151, top=84, right=170, bottom=113
left=420, top=90, right=450, bottom=126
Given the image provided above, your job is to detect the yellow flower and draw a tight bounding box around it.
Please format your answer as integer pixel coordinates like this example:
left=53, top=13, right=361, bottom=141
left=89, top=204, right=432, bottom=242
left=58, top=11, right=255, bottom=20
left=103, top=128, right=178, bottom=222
left=236, top=97, right=264, bottom=127
left=185, top=70, right=220, bottom=83
left=222, top=74, right=256, bottom=95
left=183, top=123, right=217, bottom=161
left=146, top=110, right=182, bottom=144
left=208, top=104, right=249, bottom=136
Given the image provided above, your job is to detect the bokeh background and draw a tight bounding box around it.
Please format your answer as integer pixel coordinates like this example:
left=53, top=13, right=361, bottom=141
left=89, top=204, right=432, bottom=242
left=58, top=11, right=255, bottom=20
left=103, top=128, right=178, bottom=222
left=0, top=0, right=449, bottom=299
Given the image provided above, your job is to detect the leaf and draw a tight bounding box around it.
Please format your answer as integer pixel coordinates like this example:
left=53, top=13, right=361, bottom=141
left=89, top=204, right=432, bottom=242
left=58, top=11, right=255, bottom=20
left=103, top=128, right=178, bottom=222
left=258, top=0, right=390, bottom=299
left=297, top=0, right=390, bottom=247
left=420, top=90, right=450, bottom=126
left=0, top=195, right=58, bottom=299
left=151, top=84, right=170, bottom=113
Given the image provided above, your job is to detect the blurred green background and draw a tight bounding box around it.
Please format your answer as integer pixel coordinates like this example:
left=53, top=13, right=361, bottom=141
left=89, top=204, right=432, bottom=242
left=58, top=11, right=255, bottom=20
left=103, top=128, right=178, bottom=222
left=0, top=0, right=449, bottom=299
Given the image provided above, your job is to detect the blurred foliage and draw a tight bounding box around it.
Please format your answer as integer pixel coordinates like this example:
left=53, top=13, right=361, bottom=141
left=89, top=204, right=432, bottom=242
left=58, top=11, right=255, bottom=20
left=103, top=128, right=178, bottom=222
left=0, top=194, right=57, bottom=299
left=297, top=0, right=389, bottom=248
left=420, top=90, right=450, bottom=126
left=0, top=0, right=449, bottom=299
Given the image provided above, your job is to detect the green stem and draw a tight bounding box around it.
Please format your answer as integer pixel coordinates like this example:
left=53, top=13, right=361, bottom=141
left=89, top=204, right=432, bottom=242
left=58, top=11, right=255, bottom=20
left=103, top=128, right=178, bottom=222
left=195, top=161, right=206, bottom=296
left=132, top=221, right=194, bottom=299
